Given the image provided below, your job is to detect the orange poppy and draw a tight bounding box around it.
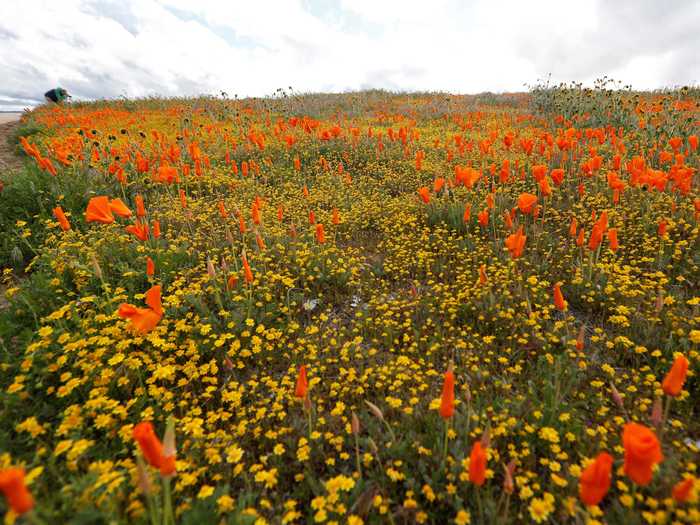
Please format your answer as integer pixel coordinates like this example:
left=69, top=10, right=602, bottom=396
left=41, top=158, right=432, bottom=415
left=53, top=206, right=71, bottom=231
left=86, top=196, right=115, bottom=224
left=152, top=220, right=161, bottom=239
left=658, top=219, right=668, bottom=237
left=418, top=187, right=430, bottom=204
left=662, top=354, right=689, bottom=397
left=469, top=441, right=487, bottom=486
left=517, top=193, right=538, bottom=214
left=118, top=285, right=163, bottom=333
left=479, top=264, right=487, bottom=285
left=109, top=198, right=133, bottom=218
left=146, top=257, right=155, bottom=277
left=505, top=226, right=526, bottom=258
left=607, top=228, right=619, bottom=252
left=332, top=208, right=340, bottom=225
left=672, top=477, right=695, bottom=503
left=623, top=422, right=663, bottom=486
left=135, top=194, right=146, bottom=217
left=550, top=168, right=564, bottom=186
left=0, top=468, right=34, bottom=515
left=126, top=221, right=150, bottom=241
left=439, top=370, right=455, bottom=419
left=463, top=204, right=472, bottom=223
left=295, top=365, right=308, bottom=399
left=553, top=283, right=567, bottom=311
left=133, top=422, right=175, bottom=476
left=579, top=452, right=613, bottom=506
left=308, top=210, right=316, bottom=225
left=315, top=223, right=326, bottom=244
left=477, top=209, right=489, bottom=227
left=242, top=253, right=254, bottom=284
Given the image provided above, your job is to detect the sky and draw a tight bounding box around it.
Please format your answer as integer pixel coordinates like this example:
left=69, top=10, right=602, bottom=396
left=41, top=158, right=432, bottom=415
left=1, top=0, right=699, bottom=111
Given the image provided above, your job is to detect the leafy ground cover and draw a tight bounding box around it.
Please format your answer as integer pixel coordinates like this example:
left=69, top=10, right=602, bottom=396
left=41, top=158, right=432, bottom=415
left=0, top=87, right=698, bottom=524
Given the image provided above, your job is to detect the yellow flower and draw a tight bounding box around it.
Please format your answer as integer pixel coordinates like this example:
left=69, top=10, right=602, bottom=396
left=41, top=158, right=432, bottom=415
left=197, top=485, right=215, bottom=499
left=455, top=509, right=471, bottom=525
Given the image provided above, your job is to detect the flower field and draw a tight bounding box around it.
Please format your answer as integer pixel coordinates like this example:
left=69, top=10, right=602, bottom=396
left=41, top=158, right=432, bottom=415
left=0, top=87, right=698, bottom=524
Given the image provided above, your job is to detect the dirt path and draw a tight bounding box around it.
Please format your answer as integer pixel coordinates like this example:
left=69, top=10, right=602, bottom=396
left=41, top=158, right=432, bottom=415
left=0, top=115, right=23, bottom=174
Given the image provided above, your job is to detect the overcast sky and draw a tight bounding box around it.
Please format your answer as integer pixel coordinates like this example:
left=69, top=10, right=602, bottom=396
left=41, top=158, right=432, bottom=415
left=1, top=0, right=698, bottom=111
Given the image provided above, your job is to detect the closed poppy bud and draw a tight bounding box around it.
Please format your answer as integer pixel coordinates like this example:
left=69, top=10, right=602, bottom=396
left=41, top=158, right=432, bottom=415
left=658, top=219, right=667, bottom=237
left=53, top=206, right=71, bottom=231
left=160, top=417, right=176, bottom=477
left=576, top=326, right=585, bottom=351
left=242, top=253, right=254, bottom=284
left=135, top=194, right=146, bottom=217
left=179, top=189, right=187, bottom=208
left=439, top=370, right=455, bottom=419
left=553, top=283, right=567, bottom=311
left=479, top=264, right=487, bottom=286
left=152, top=220, right=161, bottom=239
left=295, top=365, right=308, bottom=399
left=623, top=422, right=663, bottom=486
left=463, top=203, right=471, bottom=223
left=469, top=441, right=487, bottom=486
left=0, top=467, right=34, bottom=515
left=277, top=205, right=284, bottom=221
left=308, top=210, right=316, bottom=225
left=503, top=461, right=516, bottom=494
left=579, top=452, right=613, bottom=506
left=133, top=422, right=165, bottom=469
left=662, top=354, right=689, bottom=397
left=146, top=257, right=155, bottom=277
left=672, top=477, right=695, bottom=503
left=332, top=208, right=340, bottom=225
left=569, top=217, right=578, bottom=237
left=607, top=228, right=619, bottom=252
left=315, top=223, right=325, bottom=244
left=418, top=186, right=430, bottom=204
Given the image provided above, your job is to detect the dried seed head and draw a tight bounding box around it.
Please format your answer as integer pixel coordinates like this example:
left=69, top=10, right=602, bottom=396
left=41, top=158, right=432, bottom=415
left=610, top=382, right=624, bottom=409
left=351, top=412, right=360, bottom=435
left=136, top=456, right=152, bottom=495
left=503, top=460, right=516, bottom=494
left=364, top=400, right=385, bottom=421
left=207, top=258, right=216, bottom=278
left=91, top=254, right=103, bottom=280
left=650, top=397, right=663, bottom=428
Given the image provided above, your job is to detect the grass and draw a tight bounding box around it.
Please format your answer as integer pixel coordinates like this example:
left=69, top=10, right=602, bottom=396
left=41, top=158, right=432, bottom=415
left=0, top=86, right=698, bottom=524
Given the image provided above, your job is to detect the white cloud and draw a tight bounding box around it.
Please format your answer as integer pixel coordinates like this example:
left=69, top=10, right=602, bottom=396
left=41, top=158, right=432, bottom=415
left=0, top=0, right=698, bottom=111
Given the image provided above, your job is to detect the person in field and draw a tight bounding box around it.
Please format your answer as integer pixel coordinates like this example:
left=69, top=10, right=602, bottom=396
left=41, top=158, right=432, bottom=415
left=44, top=87, right=70, bottom=104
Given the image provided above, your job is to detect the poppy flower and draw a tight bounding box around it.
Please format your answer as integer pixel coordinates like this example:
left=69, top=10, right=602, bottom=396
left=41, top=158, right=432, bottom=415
left=662, top=354, right=689, bottom=397
left=550, top=168, right=564, bottom=186
left=53, top=206, right=71, bottom=231
left=86, top=196, right=115, bottom=224
left=672, top=477, right=695, bottom=503
left=553, top=283, right=567, bottom=311
left=146, top=257, right=155, bottom=277
left=505, top=226, right=526, bottom=258
left=579, top=452, right=613, bottom=506
left=295, top=365, right=308, bottom=399
left=218, top=201, right=229, bottom=219
left=242, top=253, right=254, bottom=284
left=418, top=187, right=430, bottom=204
left=0, top=468, right=33, bottom=515
left=463, top=204, right=472, bottom=223
left=118, top=285, right=163, bottom=333
left=308, top=210, right=316, bottom=225
left=477, top=209, right=489, bottom=227
left=152, top=220, right=161, bottom=239
left=332, top=208, right=340, bottom=225
left=517, top=193, right=538, bottom=214
left=315, top=223, right=326, bottom=244
left=479, top=264, right=487, bottom=285
left=133, top=422, right=176, bottom=477
left=607, top=228, right=619, bottom=252
left=109, top=198, right=132, bottom=218
left=126, top=221, right=150, bottom=241
left=658, top=219, right=668, bottom=237
left=439, top=370, right=455, bottom=419
left=135, top=194, right=147, bottom=217
left=469, top=441, right=487, bottom=486
left=623, top=422, right=663, bottom=486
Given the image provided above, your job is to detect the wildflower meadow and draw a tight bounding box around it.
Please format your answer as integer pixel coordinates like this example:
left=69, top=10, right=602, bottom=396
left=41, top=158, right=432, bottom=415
left=0, top=85, right=698, bottom=524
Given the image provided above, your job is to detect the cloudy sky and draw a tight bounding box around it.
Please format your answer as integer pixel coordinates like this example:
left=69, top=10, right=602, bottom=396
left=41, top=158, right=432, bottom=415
left=1, top=0, right=698, bottom=110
